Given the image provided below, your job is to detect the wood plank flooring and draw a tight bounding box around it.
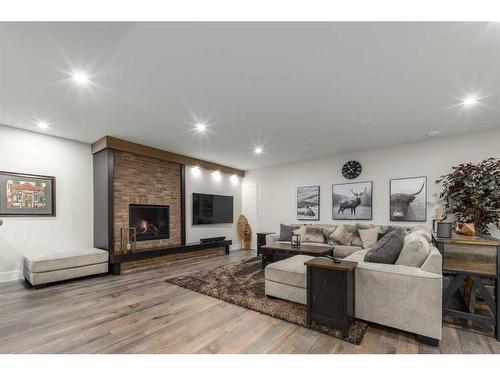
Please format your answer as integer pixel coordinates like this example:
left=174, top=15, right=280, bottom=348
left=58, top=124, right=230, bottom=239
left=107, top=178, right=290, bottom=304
left=0, top=250, right=498, bottom=354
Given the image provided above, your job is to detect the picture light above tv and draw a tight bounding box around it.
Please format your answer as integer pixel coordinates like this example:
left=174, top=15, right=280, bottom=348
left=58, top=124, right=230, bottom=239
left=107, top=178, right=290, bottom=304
left=192, top=193, right=234, bottom=225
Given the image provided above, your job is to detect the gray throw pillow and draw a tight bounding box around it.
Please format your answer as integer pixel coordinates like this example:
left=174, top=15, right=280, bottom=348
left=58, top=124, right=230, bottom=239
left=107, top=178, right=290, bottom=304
left=364, top=228, right=405, bottom=264
left=279, top=224, right=300, bottom=241
left=302, top=226, right=326, bottom=243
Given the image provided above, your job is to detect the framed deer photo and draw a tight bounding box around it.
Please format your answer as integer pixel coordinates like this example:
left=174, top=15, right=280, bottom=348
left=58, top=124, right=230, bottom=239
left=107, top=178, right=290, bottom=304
left=332, top=181, right=372, bottom=220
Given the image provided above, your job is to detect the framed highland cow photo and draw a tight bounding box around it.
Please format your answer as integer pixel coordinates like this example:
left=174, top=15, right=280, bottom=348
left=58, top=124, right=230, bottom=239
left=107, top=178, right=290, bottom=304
left=297, top=185, right=320, bottom=221
left=390, top=176, right=426, bottom=222
left=0, top=171, right=56, bottom=216
left=332, top=181, right=372, bottom=220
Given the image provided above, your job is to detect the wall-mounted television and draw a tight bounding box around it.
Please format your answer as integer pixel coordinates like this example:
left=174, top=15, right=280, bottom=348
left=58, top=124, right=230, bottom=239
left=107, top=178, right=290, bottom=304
left=192, top=193, right=233, bottom=225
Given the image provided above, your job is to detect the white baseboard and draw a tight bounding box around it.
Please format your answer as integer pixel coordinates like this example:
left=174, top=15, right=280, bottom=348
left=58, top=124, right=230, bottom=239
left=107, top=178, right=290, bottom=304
left=0, top=270, right=21, bottom=283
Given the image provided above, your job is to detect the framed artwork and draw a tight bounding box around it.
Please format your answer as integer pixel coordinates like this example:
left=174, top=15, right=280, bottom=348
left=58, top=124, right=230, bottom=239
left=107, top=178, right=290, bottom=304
left=297, top=186, right=320, bottom=221
left=0, top=171, right=56, bottom=216
left=390, top=176, right=426, bottom=222
left=332, top=181, right=373, bottom=220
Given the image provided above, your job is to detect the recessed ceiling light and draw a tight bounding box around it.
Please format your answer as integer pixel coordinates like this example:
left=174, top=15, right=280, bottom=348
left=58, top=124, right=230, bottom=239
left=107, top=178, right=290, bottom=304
left=195, top=123, right=207, bottom=132
left=428, top=130, right=440, bottom=137
left=253, top=146, right=263, bottom=154
left=71, top=71, right=90, bottom=86
left=462, top=96, right=479, bottom=106
left=37, top=121, right=49, bottom=130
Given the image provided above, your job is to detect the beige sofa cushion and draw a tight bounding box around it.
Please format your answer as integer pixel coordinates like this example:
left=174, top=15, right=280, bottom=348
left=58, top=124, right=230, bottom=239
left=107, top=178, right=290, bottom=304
left=24, top=248, right=109, bottom=273
left=302, top=226, right=326, bottom=243
left=330, top=224, right=357, bottom=245
left=358, top=227, right=381, bottom=249
left=265, top=255, right=313, bottom=288
left=334, top=245, right=363, bottom=258
left=396, top=232, right=430, bottom=267
left=293, top=225, right=308, bottom=237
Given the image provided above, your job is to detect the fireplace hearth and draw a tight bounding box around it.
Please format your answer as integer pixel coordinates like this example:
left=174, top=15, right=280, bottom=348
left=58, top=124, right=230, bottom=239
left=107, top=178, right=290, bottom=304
left=129, top=204, right=169, bottom=241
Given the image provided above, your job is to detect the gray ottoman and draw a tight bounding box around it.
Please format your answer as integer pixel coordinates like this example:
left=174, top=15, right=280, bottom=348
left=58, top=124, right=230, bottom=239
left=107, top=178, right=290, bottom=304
left=264, top=255, right=314, bottom=304
left=23, top=248, right=109, bottom=288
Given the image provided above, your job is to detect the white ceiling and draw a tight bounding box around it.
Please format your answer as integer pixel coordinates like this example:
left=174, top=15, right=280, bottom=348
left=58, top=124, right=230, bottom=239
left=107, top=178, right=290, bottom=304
left=1, top=22, right=499, bottom=170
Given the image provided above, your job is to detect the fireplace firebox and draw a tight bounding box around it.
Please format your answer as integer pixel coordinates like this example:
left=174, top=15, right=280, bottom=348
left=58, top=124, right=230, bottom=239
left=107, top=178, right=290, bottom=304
left=129, top=204, right=169, bottom=241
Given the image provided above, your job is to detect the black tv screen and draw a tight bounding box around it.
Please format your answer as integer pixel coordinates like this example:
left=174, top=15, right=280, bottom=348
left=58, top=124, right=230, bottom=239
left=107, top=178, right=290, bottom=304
left=192, top=193, right=233, bottom=225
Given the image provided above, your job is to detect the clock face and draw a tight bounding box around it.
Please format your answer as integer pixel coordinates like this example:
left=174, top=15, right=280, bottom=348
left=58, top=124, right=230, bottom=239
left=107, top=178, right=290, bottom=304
left=342, top=160, right=362, bottom=179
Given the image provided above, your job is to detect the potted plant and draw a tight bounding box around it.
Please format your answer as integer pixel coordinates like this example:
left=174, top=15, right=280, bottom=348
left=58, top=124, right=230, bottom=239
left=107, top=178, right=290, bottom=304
left=436, top=157, right=500, bottom=236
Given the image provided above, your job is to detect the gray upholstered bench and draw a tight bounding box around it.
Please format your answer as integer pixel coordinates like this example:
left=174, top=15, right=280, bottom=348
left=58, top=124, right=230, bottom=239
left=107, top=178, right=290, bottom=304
left=23, top=248, right=109, bottom=288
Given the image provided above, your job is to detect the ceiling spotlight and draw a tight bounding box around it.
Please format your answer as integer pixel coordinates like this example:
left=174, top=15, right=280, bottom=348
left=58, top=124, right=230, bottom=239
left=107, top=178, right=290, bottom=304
left=37, top=121, right=49, bottom=130
left=428, top=130, right=440, bottom=137
left=253, top=147, right=263, bottom=154
left=462, top=96, right=478, bottom=106
left=195, top=123, right=207, bottom=132
left=71, top=71, right=90, bottom=86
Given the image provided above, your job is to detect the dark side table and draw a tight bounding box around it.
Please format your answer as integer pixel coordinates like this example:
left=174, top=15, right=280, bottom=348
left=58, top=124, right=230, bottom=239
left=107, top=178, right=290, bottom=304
left=304, top=257, right=357, bottom=333
left=256, top=232, right=275, bottom=256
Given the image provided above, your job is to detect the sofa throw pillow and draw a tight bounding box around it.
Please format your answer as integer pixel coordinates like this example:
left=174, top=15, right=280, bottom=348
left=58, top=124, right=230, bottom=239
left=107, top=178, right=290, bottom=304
left=293, top=225, right=308, bottom=238
left=351, top=235, right=363, bottom=247
left=322, top=225, right=338, bottom=240
left=279, top=224, right=300, bottom=241
left=330, top=224, right=357, bottom=246
left=302, top=226, right=326, bottom=243
left=395, top=232, right=430, bottom=267
left=364, top=228, right=405, bottom=264
left=358, top=227, right=381, bottom=249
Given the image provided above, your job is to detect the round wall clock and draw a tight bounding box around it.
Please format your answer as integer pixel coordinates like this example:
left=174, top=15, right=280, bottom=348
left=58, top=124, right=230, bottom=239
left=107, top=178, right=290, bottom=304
left=342, top=160, right=362, bottom=179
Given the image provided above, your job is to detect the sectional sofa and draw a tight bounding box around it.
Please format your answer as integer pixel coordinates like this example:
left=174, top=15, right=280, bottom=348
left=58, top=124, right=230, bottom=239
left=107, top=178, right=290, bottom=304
left=264, top=223, right=443, bottom=345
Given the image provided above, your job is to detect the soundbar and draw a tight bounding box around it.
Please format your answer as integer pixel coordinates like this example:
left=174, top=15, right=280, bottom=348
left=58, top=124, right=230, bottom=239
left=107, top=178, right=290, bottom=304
left=200, top=236, right=227, bottom=243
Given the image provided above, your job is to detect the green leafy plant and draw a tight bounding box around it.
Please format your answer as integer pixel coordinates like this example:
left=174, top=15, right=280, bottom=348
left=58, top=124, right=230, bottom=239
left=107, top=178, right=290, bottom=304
left=436, top=158, right=500, bottom=235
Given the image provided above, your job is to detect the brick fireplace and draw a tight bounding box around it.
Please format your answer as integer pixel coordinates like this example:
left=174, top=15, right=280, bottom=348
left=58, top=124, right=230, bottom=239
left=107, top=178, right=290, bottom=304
left=113, top=150, right=181, bottom=253
left=92, top=136, right=243, bottom=275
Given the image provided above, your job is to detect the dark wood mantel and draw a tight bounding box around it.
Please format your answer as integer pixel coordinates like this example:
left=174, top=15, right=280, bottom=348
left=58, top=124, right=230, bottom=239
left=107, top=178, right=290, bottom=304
left=91, top=135, right=245, bottom=177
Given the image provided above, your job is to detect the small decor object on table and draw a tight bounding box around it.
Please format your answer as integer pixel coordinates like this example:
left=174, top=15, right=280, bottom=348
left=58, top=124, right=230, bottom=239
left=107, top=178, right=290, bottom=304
left=237, top=214, right=252, bottom=250
left=297, top=186, right=320, bottom=221
left=291, top=233, right=301, bottom=248
left=332, top=181, right=372, bottom=220
left=455, top=222, right=476, bottom=236
left=305, top=257, right=358, bottom=333
left=436, top=158, right=500, bottom=236
left=390, top=176, right=426, bottom=222
left=0, top=171, right=55, bottom=216
left=436, top=222, right=452, bottom=238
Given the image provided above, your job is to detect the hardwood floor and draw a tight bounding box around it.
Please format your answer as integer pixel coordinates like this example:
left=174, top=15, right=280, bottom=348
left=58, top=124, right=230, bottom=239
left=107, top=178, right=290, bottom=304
left=0, top=250, right=498, bottom=354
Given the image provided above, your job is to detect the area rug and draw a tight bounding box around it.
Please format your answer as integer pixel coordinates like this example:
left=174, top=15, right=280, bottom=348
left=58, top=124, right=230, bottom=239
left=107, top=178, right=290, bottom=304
left=165, top=256, right=367, bottom=345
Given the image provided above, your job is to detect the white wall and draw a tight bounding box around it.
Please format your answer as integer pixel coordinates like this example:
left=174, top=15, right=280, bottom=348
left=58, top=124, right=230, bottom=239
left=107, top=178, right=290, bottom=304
left=0, top=125, right=93, bottom=281
left=243, top=128, right=500, bottom=238
left=185, top=166, right=242, bottom=250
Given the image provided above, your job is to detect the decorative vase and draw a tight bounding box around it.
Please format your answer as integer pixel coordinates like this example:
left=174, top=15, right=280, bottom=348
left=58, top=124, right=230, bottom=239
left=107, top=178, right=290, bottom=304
left=237, top=214, right=252, bottom=250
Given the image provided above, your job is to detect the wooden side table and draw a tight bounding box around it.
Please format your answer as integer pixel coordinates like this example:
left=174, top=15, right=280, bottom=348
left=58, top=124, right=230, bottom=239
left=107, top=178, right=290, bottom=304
left=433, top=232, right=500, bottom=340
left=256, top=232, right=274, bottom=256
left=304, top=257, right=357, bottom=333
